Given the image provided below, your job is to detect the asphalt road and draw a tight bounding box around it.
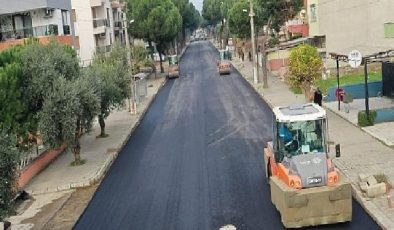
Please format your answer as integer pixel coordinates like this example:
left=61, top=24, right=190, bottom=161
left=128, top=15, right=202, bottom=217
left=74, top=41, right=379, bottom=230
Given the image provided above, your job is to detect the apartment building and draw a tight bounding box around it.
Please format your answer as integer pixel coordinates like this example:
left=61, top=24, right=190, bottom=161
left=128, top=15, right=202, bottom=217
left=0, top=0, right=74, bottom=50
left=307, top=0, right=394, bottom=56
left=72, top=0, right=126, bottom=66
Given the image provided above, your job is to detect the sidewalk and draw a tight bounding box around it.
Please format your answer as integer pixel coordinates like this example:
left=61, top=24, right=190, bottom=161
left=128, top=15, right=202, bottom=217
left=325, top=98, right=394, bottom=147
left=8, top=76, right=166, bottom=229
left=231, top=56, right=394, bottom=229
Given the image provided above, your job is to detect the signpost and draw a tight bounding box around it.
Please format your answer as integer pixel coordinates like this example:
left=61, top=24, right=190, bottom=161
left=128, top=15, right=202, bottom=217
left=348, top=50, right=362, bottom=68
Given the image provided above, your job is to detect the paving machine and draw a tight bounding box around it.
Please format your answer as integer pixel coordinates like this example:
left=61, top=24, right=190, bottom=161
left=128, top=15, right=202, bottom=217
left=168, top=55, right=179, bottom=78
left=217, top=49, right=232, bottom=75
left=264, top=103, right=352, bottom=228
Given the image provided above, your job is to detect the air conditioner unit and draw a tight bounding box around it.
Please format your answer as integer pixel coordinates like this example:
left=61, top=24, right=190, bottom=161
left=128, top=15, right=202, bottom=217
left=44, top=9, right=54, bottom=18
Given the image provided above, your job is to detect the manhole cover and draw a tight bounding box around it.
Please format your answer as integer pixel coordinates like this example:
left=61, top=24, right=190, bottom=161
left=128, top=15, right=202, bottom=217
left=219, top=224, right=236, bottom=230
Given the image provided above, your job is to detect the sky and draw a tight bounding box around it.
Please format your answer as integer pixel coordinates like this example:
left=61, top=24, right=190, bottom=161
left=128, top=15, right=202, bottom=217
left=190, top=0, right=203, bottom=13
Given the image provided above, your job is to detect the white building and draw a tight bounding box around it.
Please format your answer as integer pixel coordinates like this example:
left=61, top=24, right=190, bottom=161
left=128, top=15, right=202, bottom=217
left=0, top=0, right=74, bottom=50
left=307, top=0, right=394, bottom=56
left=72, top=0, right=126, bottom=66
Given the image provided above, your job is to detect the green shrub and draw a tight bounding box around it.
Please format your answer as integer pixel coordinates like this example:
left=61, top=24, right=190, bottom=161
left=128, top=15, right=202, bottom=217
left=0, top=130, right=20, bottom=220
left=358, top=110, right=376, bottom=127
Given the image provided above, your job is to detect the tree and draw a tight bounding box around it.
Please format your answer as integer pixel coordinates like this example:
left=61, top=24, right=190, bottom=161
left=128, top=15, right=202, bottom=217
left=0, top=130, right=20, bottom=220
left=255, top=0, right=304, bottom=87
left=38, top=77, right=79, bottom=149
left=87, top=43, right=130, bottom=137
left=128, top=0, right=182, bottom=72
left=72, top=75, right=100, bottom=165
left=257, top=0, right=303, bottom=33
left=146, top=0, right=182, bottom=72
left=228, top=0, right=250, bottom=39
left=0, top=56, right=28, bottom=135
left=172, top=0, right=201, bottom=47
left=21, top=40, right=80, bottom=127
left=288, top=44, right=323, bottom=96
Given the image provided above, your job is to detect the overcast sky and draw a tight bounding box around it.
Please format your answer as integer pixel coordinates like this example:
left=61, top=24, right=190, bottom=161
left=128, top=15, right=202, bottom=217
left=190, top=0, right=203, bottom=13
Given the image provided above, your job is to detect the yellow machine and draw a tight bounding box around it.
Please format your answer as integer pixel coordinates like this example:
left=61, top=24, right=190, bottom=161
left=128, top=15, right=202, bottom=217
left=217, top=49, right=231, bottom=75
left=264, top=103, right=352, bottom=228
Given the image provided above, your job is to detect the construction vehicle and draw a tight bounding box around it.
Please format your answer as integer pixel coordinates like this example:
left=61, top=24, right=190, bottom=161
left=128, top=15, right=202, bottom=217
left=264, top=103, right=352, bottom=228
left=217, top=49, right=232, bottom=75
left=168, top=55, right=179, bottom=79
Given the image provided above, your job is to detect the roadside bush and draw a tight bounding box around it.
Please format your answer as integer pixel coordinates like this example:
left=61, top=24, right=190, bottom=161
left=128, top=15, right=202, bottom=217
left=357, top=110, right=376, bottom=127
left=0, top=130, right=20, bottom=220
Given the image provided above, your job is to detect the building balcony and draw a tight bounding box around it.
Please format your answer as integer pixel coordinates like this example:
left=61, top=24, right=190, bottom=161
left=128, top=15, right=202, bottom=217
left=111, top=1, right=125, bottom=9
left=0, top=24, right=60, bottom=42
left=93, top=18, right=108, bottom=34
left=287, top=24, right=309, bottom=38
left=90, top=0, right=105, bottom=7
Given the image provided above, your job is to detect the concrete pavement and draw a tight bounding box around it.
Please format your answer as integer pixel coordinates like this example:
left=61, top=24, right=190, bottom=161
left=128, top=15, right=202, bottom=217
left=325, top=98, right=394, bottom=147
left=231, top=55, right=394, bottom=229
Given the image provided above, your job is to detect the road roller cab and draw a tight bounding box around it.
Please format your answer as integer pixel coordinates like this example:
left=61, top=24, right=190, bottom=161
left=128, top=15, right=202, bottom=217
left=264, top=103, right=352, bottom=228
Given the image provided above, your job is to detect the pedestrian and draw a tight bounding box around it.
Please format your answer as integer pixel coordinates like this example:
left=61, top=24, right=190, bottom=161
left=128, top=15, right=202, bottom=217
left=313, top=87, right=323, bottom=106
left=248, top=51, right=252, bottom=62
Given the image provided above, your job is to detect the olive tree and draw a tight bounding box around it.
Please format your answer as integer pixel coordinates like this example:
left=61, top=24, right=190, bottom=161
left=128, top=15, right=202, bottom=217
left=288, top=44, right=323, bottom=96
left=87, top=43, right=130, bottom=137
left=38, top=77, right=79, bottom=151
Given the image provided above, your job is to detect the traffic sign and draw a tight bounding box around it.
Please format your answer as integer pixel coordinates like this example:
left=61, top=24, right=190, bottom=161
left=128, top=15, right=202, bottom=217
left=348, top=50, right=362, bottom=68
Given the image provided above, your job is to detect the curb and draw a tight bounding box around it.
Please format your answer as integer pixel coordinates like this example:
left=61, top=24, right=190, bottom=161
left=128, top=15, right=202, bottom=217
left=230, top=57, right=390, bottom=229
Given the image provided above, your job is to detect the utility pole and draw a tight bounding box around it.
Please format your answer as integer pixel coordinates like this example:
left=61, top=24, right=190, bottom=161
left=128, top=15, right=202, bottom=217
left=249, top=0, right=258, bottom=84
left=124, top=7, right=136, bottom=114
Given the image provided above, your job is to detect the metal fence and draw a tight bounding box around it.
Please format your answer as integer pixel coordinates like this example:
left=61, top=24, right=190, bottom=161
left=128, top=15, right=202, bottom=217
left=0, top=24, right=59, bottom=41
left=93, top=18, right=109, bottom=28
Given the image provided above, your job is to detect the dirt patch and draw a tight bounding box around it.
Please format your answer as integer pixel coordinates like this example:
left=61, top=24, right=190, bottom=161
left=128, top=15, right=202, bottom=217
left=21, top=192, right=73, bottom=230
left=41, top=185, right=98, bottom=230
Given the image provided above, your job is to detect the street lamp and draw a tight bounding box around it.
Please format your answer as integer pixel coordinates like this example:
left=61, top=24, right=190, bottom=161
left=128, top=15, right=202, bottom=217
left=248, top=0, right=258, bottom=84
left=124, top=16, right=136, bottom=114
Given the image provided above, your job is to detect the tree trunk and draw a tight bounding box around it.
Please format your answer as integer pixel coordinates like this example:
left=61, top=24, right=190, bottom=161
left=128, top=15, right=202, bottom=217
left=261, top=18, right=272, bottom=89
left=182, top=26, right=186, bottom=48
left=72, top=138, right=81, bottom=165
left=72, top=119, right=81, bottom=165
left=159, top=51, right=164, bottom=73
left=148, top=40, right=154, bottom=60
left=98, top=115, right=106, bottom=137
left=220, top=19, right=224, bottom=49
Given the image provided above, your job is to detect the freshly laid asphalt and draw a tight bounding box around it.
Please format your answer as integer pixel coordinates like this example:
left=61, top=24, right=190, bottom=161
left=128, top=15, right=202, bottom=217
left=74, top=41, right=379, bottom=230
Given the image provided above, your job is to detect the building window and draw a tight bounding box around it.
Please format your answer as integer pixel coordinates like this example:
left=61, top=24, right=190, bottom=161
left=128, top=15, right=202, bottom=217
left=310, top=4, right=317, bottom=23
left=384, top=23, right=394, bottom=38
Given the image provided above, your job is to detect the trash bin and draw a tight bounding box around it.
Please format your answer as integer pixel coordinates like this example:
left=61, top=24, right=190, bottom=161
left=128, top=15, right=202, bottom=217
left=133, top=73, right=148, bottom=103
left=336, top=88, right=344, bottom=101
